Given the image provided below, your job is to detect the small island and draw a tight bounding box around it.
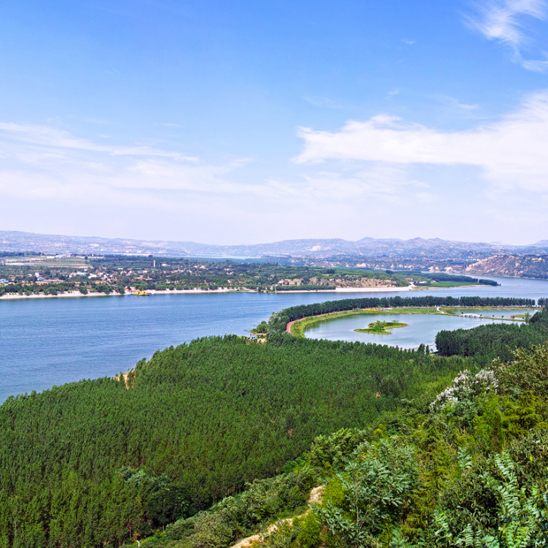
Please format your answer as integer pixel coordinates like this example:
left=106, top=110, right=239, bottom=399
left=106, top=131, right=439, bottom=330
left=355, top=320, right=408, bottom=335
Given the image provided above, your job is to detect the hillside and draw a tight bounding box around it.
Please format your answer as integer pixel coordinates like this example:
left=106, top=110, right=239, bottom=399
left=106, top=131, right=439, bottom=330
left=463, top=254, right=548, bottom=279
left=0, top=332, right=467, bottom=547
left=138, top=322, right=548, bottom=548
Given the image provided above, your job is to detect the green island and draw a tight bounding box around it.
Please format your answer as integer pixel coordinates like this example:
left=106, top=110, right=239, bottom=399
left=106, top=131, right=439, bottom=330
left=354, top=320, right=408, bottom=335
left=1, top=295, right=548, bottom=548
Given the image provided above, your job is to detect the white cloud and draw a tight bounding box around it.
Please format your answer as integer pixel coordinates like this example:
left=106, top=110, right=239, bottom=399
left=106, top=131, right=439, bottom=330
left=303, top=96, right=342, bottom=109
left=0, top=123, right=198, bottom=161
left=295, top=90, right=548, bottom=192
left=0, top=123, right=259, bottom=208
left=466, top=0, right=548, bottom=70
left=519, top=51, right=548, bottom=70
left=441, top=96, right=479, bottom=110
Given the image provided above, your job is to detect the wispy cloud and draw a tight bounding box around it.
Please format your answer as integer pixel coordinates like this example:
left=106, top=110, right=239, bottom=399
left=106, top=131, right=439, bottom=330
left=0, top=123, right=198, bottom=161
left=0, top=123, right=260, bottom=208
left=302, top=96, right=342, bottom=109
left=441, top=96, right=479, bottom=110
left=295, top=91, right=548, bottom=192
left=466, top=0, right=548, bottom=70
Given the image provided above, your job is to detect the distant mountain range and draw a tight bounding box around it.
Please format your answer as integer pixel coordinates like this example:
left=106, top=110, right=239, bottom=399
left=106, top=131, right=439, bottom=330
left=1, top=230, right=547, bottom=259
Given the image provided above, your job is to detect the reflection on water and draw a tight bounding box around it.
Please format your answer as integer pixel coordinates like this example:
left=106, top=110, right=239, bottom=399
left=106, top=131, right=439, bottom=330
left=304, top=310, right=536, bottom=349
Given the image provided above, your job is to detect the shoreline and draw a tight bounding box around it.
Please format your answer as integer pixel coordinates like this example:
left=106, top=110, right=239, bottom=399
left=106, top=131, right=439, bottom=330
left=0, top=288, right=245, bottom=300
left=0, top=282, right=502, bottom=301
left=275, top=285, right=413, bottom=294
left=287, top=305, right=535, bottom=337
left=0, top=285, right=416, bottom=300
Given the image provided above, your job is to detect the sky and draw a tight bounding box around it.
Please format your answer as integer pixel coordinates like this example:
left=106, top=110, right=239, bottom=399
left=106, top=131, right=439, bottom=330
left=1, top=0, right=548, bottom=245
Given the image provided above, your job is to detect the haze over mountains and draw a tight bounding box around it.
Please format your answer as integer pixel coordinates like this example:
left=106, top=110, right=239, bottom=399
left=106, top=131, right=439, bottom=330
left=1, top=230, right=547, bottom=259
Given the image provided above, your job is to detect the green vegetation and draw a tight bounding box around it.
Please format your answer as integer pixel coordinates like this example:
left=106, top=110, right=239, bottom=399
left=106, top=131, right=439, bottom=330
left=355, top=321, right=408, bottom=335
left=0, top=257, right=416, bottom=297
left=1, top=296, right=547, bottom=548
left=123, top=334, right=548, bottom=548
left=269, top=295, right=534, bottom=336
left=248, top=341, right=548, bottom=548
left=0, top=334, right=468, bottom=547
left=435, top=308, right=548, bottom=364
left=290, top=305, right=534, bottom=338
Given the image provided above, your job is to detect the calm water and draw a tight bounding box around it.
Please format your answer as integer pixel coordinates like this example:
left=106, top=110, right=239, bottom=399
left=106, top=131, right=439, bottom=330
left=304, top=310, right=536, bottom=348
left=1, top=275, right=548, bottom=402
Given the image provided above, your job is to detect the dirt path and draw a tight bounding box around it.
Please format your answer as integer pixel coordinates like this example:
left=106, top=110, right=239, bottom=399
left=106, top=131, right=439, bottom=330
left=230, top=486, right=324, bottom=548
left=286, top=318, right=307, bottom=333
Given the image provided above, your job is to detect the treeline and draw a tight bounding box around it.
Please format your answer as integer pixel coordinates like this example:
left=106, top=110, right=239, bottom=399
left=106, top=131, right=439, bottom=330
left=0, top=335, right=468, bottom=548
left=0, top=281, right=124, bottom=296
left=418, top=272, right=498, bottom=286
left=268, top=296, right=536, bottom=334
left=435, top=307, right=548, bottom=363
left=0, top=281, right=77, bottom=296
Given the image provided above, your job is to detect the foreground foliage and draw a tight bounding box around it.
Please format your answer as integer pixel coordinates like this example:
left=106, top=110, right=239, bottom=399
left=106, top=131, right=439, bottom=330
left=0, top=334, right=466, bottom=547
left=127, top=340, right=548, bottom=548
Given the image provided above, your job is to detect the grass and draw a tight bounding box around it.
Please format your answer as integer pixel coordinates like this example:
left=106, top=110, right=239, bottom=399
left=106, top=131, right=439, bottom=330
left=354, top=321, right=408, bottom=335
left=429, top=281, right=478, bottom=288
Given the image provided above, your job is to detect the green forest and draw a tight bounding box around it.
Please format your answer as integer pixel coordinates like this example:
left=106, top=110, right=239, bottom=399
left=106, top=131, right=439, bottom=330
left=1, top=298, right=548, bottom=547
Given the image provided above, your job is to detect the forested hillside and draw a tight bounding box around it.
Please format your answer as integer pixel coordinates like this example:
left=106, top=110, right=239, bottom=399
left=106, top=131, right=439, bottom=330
left=141, top=342, right=548, bottom=548
left=0, top=335, right=467, bottom=547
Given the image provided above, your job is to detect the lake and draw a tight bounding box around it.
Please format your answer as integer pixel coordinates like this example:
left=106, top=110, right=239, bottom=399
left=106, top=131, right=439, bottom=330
left=304, top=309, right=536, bottom=348
left=1, top=275, right=548, bottom=403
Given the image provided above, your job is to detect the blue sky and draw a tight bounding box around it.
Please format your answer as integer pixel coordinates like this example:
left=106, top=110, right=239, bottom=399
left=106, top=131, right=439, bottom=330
left=1, top=0, right=548, bottom=245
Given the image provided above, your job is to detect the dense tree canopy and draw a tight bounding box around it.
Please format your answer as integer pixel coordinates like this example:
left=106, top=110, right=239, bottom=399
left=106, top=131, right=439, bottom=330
left=0, top=335, right=467, bottom=547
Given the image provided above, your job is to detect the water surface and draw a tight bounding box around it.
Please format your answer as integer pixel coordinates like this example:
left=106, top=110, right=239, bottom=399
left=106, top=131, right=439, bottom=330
left=304, top=310, right=535, bottom=348
left=1, top=275, right=547, bottom=402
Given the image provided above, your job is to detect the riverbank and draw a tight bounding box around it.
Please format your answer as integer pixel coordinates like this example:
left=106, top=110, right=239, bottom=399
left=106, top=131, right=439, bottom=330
left=0, top=288, right=245, bottom=300
left=0, top=285, right=416, bottom=300
left=275, top=285, right=414, bottom=294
